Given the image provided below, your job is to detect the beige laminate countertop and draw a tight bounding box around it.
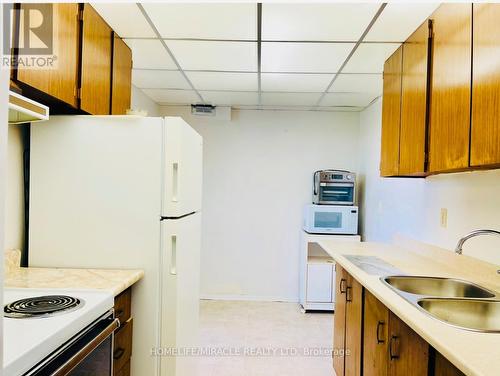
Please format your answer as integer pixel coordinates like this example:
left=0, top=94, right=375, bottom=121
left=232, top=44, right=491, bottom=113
left=4, top=266, right=144, bottom=296
left=317, top=239, right=500, bottom=376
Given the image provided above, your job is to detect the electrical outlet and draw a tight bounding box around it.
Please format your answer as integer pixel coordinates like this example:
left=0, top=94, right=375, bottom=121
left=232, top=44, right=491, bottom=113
left=440, top=208, right=448, bottom=228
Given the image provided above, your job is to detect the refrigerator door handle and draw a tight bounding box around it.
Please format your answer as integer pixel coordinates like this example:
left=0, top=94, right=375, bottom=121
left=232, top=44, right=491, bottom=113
left=172, top=162, right=179, bottom=202
left=170, top=235, right=177, bottom=275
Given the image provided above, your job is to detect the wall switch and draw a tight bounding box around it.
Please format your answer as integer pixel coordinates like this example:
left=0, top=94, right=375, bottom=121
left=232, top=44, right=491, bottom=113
left=440, top=208, right=448, bottom=228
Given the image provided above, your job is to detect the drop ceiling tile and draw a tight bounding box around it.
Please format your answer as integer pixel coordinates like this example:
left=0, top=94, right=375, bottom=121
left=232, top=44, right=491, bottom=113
left=261, top=43, right=354, bottom=73
left=91, top=3, right=155, bottom=38
left=261, top=73, right=332, bottom=92
left=329, top=74, right=383, bottom=94
left=342, top=43, right=400, bottom=73
left=166, top=41, right=257, bottom=72
left=261, top=92, right=322, bottom=106
left=143, top=3, right=257, bottom=40
left=142, top=89, right=200, bottom=105
left=365, top=3, right=439, bottom=42
left=186, top=72, right=258, bottom=91
left=200, top=91, right=259, bottom=106
left=124, top=39, right=177, bottom=70
left=132, top=70, right=191, bottom=89
left=321, top=92, right=378, bottom=107
left=262, top=4, right=380, bottom=41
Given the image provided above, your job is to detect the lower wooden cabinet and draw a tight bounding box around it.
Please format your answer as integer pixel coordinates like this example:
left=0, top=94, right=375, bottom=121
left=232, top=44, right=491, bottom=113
left=333, top=265, right=362, bottom=376
left=388, top=312, right=429, bottom=375
left=363, top=291, right=389, bottom=376
left=434, top=351, right=465, bottom=376
left=334, top=272, right=464, bottom=376
left=333, top=265, right=347, bottom=376
left=363, top=292, right=429, bottom=375
left=345, top=274, right=363, bottom=376
left=114, top=288, right=133, bottom=376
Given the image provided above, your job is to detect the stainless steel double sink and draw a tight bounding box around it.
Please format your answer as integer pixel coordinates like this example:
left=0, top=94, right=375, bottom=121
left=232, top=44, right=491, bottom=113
left=381, top=276, right=500, bottom=333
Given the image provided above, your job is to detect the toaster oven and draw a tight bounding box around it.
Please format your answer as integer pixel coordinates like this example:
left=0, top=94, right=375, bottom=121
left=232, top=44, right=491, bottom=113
left=312, top=170, right=356, bottom=205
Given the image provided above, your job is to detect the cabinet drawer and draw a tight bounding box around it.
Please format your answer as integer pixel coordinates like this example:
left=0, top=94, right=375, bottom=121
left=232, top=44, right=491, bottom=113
left=114, top=318, right=133, bottom=373
left=114, top=288, right=131, bottom=325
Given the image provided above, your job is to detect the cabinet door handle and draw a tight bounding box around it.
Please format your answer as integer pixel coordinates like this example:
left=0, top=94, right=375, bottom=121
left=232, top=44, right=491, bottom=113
left=339, top=278, right=347, bottom=294
left=346, top=286, right=352, bottom=302
left=376, top=321, right=385, bottom=344
left=389, top=335, right=400, bottom=360
left=114, top=347, right=125, bottom=360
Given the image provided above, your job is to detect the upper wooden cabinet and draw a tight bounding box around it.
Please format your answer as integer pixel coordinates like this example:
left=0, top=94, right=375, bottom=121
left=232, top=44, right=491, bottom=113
left=470, top=4, right=500, bottom=167
left=111, top=35, right=132, bottom=115
left=380, top=46, right=403, bottom=177
left=11, top=3, right=132, bottom=116
left=80, top=4, right=112, bottom=115
left=428, top=4, right=472, bottom=173
left=399, top=21, right=431, bottom=176
left=15, top=4, right=80, bottom=108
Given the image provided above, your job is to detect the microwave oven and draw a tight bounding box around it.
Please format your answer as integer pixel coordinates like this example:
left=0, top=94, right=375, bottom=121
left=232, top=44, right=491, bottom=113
left=303, top=204, right=358, bottom=235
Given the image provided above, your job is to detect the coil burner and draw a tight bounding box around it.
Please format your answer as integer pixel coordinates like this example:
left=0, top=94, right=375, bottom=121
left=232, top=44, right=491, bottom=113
left=4, top=295, right=84, bottom=318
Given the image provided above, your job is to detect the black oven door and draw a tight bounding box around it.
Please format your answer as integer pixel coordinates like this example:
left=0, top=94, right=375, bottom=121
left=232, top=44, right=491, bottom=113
left=24, top=311, right=120, bottom=376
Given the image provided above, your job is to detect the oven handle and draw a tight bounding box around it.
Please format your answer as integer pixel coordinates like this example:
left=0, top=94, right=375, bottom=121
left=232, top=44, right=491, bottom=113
left=51, top=318, right=120, bottom=376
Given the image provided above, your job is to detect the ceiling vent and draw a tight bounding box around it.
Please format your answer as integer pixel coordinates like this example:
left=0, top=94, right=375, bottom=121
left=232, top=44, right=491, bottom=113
left=191, top=104, right=216, bottom=116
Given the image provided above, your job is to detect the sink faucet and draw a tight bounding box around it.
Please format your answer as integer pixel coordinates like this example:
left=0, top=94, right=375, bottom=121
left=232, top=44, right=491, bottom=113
left=455, top=229, right=500, bottom=255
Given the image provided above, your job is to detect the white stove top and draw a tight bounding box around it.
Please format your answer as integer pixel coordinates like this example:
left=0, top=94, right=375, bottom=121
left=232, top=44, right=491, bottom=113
left=3, top=288, right=113, bottom=376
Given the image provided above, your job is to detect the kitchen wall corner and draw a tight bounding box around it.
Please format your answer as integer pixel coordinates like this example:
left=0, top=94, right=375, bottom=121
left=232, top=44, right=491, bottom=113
left=130, top=85, right=161, bottom=117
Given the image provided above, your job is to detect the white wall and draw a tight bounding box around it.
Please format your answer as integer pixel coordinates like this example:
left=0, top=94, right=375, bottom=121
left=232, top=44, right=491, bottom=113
left=5, top=125, right=25, bottom=251
left=359, top=98, right=500, bottom=265
left=131, top=85, right=160, bottom=117
left=161, top=106, right=360, bottom=301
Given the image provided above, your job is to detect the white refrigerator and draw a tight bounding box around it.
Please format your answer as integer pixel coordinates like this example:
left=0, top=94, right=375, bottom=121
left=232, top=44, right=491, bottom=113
left=28, top=115, right=203, bottom=376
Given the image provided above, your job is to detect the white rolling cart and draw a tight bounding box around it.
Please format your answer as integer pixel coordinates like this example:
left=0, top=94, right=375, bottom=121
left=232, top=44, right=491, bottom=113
left=299, top=231, right=360, bottom=312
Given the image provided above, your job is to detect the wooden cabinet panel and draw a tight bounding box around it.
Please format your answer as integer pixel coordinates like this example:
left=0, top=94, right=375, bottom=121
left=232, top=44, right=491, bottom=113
left=345, top=274, right=363, bottom=376
left=111, top=35, right=132, bottom=115
left=333, top=265, right=347, bottom=376
left=114, top=318, right=133, bottom=374
left=80, top=4, right=112, bottom=115
left=434, top=351, right=465, bottom=376
left=399, top=21, right=431, bottom=176
left=470, top=4, right=500, bottom=167
left=114, top=360, right=130, bottom=376
left=380, top=46, right=403, bottom=177
left=363, top=291, right=389, bottom=376
left=114, top=287, right=131, bottom=324
left=388, top=312, right=429, bottom=376
left=428, top=4, right=472, bottom=173
left=16, top=3, right=79, bottom=108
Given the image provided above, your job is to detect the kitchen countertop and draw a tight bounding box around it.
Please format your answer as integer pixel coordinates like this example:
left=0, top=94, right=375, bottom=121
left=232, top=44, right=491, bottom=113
left=318, top=238, right=500, bottom=376
left=4, top=250, right=144, bottom=296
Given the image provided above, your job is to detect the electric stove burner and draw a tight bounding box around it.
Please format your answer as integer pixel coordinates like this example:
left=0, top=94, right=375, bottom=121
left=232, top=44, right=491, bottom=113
left=4, top=295, right=84, bottom=318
